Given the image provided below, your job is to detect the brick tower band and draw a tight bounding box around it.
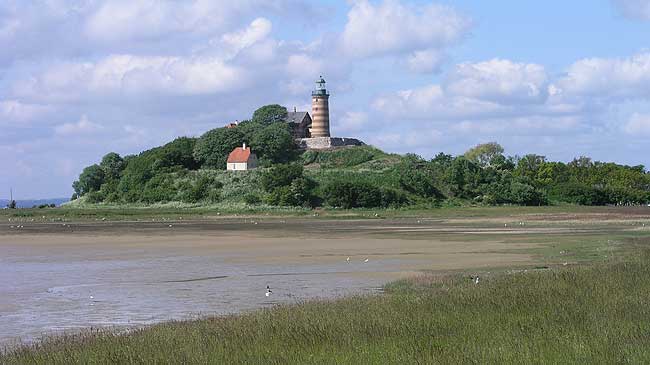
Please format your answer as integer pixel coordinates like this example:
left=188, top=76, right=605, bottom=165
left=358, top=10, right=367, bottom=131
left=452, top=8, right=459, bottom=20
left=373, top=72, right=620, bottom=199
left=311, top=76, right=330, bottom=138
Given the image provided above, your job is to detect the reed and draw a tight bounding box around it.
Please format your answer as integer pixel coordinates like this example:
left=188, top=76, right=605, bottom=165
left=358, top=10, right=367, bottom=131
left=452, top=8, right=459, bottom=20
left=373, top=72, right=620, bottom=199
left=5, top=248, right=650, bottom=364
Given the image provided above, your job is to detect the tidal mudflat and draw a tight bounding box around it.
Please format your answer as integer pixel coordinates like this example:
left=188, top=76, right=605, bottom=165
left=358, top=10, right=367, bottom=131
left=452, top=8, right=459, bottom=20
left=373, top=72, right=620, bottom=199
left=1, top=213, right=646, bottom=348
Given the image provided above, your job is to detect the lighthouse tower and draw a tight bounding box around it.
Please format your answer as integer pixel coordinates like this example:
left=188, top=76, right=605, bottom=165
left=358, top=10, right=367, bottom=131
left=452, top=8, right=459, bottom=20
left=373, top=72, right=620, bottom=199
left=311, top=76, right=330, bottom=137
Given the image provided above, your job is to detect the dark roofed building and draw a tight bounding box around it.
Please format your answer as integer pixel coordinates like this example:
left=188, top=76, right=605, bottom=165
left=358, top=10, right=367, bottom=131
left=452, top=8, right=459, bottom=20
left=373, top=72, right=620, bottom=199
left=285, top=111, right=312, bottom=138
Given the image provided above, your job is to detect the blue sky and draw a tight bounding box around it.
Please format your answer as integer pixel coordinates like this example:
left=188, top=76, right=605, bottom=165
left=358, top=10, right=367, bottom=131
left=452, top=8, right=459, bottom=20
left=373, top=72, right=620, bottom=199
left=1, top=0, right=650, bottom=199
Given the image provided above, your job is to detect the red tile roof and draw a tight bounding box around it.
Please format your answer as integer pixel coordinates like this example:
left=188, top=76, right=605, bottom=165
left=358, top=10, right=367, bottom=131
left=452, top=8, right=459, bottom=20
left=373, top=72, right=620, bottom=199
left=227, top=147, right=252, bottom=163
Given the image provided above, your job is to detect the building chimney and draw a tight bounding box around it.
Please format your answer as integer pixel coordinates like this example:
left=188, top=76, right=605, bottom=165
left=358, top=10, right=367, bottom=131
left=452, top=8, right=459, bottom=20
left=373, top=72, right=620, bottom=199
left=243, top=142, right=247, bottom=150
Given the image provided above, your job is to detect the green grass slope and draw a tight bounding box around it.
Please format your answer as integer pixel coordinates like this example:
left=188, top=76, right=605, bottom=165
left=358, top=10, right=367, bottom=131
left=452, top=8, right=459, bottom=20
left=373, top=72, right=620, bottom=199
left=5, top=240, right=650, bottom=364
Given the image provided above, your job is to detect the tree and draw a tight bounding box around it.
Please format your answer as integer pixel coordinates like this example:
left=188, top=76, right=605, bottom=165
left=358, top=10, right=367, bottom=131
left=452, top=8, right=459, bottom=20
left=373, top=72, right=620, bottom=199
left=464, top=142, right=505, bottom=167
left=73, top=164, right=105, bottom=196
left=396, top=155, right=442, bottom=199
left=100, top=152, right=125, bottom=181
left=251, top=104, right=288, bottom=125
left=193, top=127, right=244, bottom=169
left=260, top=164, right=305, bottom=192
left=252, top=123, right=296, bottom=165
left=158, top=137, right=200, bottom=170
left=514, top=154, right=547, bottom=181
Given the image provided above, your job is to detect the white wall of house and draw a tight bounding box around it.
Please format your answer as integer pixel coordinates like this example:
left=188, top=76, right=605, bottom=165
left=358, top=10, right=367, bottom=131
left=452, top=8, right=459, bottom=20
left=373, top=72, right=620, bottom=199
left=227, top=162, right=248, bottom=171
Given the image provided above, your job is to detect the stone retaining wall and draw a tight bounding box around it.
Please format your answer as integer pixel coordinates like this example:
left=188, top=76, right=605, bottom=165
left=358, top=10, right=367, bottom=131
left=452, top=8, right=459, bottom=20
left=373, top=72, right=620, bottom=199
left=297, top=137, right=365, bottom=150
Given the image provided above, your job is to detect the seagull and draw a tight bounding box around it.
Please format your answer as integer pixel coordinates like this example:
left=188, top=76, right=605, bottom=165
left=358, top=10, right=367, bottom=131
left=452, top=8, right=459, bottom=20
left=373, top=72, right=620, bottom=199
left=265, top=285, right=272, bottom=297
left=346, top=257, right=350, bottom=263
left=364, top=258, right=369, bottom=263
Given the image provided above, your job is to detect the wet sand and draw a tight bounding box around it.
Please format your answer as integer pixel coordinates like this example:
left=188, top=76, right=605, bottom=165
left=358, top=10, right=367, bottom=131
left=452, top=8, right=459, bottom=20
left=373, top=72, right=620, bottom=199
left=0, top=217, right=628, bottom=348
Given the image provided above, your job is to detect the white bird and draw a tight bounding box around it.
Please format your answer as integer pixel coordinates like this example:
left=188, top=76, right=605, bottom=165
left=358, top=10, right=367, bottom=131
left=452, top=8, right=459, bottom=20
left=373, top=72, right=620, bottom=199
left=168, top=224, right=173, bottom=228
left=346, top=257, right=350, bottom=263
left=563, top=262, right=568, bottom=266
left=89, top=295, right=94, bottom=300
left=473, top=276, right=480, bottom=284
left=364, top=258, right=369, bottom=263
left=265, top=285, right=272, bottom=297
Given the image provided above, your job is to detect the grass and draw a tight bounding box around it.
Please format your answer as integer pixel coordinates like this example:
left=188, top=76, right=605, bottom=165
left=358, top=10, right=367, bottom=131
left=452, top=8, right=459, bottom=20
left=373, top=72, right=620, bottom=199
left=4, top=237, right=650, bottom=364
left=1, top=204, right=648, bottom=223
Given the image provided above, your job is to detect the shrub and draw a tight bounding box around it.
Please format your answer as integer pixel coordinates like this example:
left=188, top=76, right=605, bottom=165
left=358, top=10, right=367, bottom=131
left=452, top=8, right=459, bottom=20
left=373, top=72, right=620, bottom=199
left=244, top=193, right=262, bottom=205
left=260, top=164, right=305, bottom=192
left=323, top=181, right=398, bottom=209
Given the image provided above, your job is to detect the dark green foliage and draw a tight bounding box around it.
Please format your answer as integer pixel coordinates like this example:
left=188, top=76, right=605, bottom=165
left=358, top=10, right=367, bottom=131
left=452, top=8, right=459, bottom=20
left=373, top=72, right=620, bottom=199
left=85, top=191, right=104, bottom=204
left=260, top=164, right=305, bottom=192
left=261, top=164, right=316, bottom=206
left=180, top=176, right=223, bottom=203
left=73, top=164, right=105, bottom=196
left=99, top=152, right=125, bottom=181
left=251, top=122, right=296, bottom=165
left=72, top=125, right=650, bottom=208
left=251, top=104, right=288, bottom=125
left=323, top=180, right=405, bottom=208
left=194, top=128, right=244, bottom=169
left=243, top=193, right=261, bottom=205
left=159, top=137, right=200, bottom=170
left=396, top=154, right=442, bottom=199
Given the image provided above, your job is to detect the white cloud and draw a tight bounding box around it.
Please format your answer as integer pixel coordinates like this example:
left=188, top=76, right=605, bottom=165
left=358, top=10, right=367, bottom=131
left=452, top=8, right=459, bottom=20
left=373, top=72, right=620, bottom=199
left=555, top=52, right=650, bottom=100
left=55, top=115, right=103, bottom=136
left=612, top=0, right=650, bottom=21
left=623, top=113, right=650, bottom=135
left=0, top=100, right=51, bottom=123
left=84, top=1, right=269, bottom=43
left=336, top=111, right=369, bottom=134
left=373, top=84, right=506, bottom=120
left=444, top=59, right=549, bottom=104
left=406, top=49, right=446, bottom=73
left=14, top=54, right=246, bottom=102
left=341, top=0, right=470, bottom=62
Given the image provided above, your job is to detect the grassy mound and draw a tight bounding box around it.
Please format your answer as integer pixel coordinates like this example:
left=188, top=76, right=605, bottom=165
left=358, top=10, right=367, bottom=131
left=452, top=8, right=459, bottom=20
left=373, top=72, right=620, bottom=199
left=5, top=245, right=650, bottom=364
left=301, top=146, right=400, bottom=170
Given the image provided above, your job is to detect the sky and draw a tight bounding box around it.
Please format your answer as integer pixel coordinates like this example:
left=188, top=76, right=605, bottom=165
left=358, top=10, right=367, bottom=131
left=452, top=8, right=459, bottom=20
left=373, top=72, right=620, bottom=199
left=1, top=0, right=650, bottom=199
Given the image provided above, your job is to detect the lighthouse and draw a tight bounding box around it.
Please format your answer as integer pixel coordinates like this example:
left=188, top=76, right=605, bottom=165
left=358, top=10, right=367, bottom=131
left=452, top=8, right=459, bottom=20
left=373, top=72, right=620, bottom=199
left=310, top=76, right=330, bottom=137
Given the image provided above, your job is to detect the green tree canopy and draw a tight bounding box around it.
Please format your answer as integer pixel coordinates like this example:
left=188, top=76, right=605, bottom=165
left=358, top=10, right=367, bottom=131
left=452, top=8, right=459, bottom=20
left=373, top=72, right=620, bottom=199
left=252, top=123, right=296, bottom=165
left=193, top=127, right=245, bottom=169
left=73, top=164, right=105, bottom=196
left=464, top=142, right=505, bottom=167
left=251, top=104, right=288, bottom=125
left=100, top=152, right=125, bottom=181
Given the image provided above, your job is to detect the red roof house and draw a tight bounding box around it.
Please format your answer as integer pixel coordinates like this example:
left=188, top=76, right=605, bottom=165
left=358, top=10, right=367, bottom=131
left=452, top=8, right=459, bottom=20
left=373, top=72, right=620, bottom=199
left=226, top=143, right=258, bottom=171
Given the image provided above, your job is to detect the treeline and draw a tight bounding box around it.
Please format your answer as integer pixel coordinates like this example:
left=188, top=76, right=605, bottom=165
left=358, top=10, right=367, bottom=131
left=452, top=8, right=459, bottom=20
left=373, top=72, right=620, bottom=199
left=396, top=143, right=650, bottom=206
left=71, top=104, right=650, bottom=208
left=71, top=105, right=296, bottom=203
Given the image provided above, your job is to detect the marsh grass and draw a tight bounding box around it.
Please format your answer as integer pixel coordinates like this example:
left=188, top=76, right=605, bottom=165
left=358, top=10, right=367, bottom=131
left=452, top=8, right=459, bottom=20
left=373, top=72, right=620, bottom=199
left=5, top=244, right=650, bottom=364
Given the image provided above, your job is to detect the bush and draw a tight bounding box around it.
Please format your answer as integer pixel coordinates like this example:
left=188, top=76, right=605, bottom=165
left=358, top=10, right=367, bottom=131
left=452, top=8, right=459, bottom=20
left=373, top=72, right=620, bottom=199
left=85, top=191, right=104, bottom=204
left=322, top=180, right=403, bottom=208
left=244, top=193, right=262, bottom=205
left=260, top=164, right=305, bottom=192
left=181, top=176, right=223, bottom=203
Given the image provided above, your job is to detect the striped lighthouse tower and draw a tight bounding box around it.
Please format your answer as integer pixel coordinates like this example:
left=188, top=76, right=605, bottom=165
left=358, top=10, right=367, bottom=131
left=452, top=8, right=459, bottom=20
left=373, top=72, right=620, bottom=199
left=311, top=76, right=330, bottom=137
